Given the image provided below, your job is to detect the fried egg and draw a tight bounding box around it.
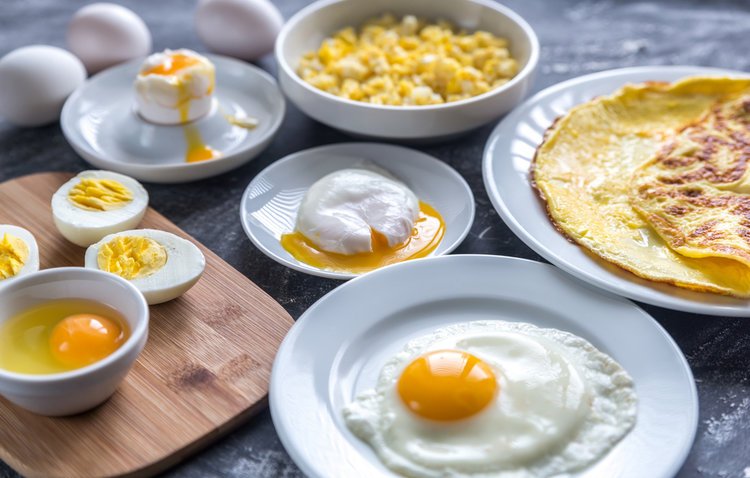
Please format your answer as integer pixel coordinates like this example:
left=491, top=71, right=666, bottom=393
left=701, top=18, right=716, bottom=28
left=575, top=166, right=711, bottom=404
left=84, top=229, right=205, bottom=305
left=343, top=321, right=637, bottom=477
left=0, top=225, right=39, bottom=281
left=52, top=170, right=148, bottom=247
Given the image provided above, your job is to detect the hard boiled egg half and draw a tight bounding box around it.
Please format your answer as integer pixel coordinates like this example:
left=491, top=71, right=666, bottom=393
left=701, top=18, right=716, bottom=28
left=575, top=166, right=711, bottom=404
left=85, top=229, right=205, bottom=305
left=52, top=170, right=148, bottom=247
left=0, top=225, right=39, bottom=282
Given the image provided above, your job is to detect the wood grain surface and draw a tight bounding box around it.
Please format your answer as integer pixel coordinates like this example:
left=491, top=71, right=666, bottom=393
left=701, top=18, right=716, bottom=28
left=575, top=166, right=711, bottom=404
left=0, top=172, right=294, bottom=478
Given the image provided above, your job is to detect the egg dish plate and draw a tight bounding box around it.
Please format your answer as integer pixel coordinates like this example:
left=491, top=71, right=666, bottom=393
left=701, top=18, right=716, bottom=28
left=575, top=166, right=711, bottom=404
left=240, top=143, right=475, bottom=279
left=61, top=54, right=285, bottom=183
left=270, top=254, right=697, bottom=478
left=483, top=66, right=750, bottom=316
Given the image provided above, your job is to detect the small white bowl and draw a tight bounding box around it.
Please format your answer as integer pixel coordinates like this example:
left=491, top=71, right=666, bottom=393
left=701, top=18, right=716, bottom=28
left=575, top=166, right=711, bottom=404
left=276, top=0, right=539, bottom=140
left=0, top=267, right=149, bottom=416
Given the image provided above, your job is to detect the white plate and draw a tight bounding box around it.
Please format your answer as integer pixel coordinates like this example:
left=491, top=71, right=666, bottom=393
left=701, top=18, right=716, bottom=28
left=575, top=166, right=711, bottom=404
left=483, top=66, right=750, bottom=316
left=240, top=143, right=475, bottom=279
left=61, top=54, right=285, bottom=183
left=270, top=255, right=698, bottom=478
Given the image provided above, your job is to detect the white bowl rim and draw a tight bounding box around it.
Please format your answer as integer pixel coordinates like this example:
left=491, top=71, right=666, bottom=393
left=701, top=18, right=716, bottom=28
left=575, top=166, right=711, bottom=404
left=0, top=267, right=149, bottom=384
left=275, top=0, right=540, bottom=112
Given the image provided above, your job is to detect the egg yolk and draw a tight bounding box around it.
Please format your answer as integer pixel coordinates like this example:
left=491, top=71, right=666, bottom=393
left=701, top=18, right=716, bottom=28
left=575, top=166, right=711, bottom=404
left=68, top=178, right=133, bottom=211
left=184, top=124, right=222, bottom=163
left=142, top=53, right=202, bottom=76
left=49, top=314, right=126, bottom=368
left=0, top=233, right=28, bottom=280
left=97, top=236, right=168, bottom=280
left=397, top=349, right=497, bottom=421
left=280, top=201, right=445, bottom=274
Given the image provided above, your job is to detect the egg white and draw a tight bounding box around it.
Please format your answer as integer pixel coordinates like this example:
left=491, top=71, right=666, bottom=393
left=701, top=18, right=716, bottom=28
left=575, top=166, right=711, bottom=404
left=84, top=229, right=205, bottom=305
left=343, top=321, right=637, bottom=477
left=0, top=225, right=39, bottom=281
left=52, top=170, right=148, bottom=247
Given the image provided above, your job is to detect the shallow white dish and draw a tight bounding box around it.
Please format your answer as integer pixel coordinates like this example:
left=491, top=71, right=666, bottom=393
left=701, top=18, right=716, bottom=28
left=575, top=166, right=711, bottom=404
left=61, top=54, right=285, bottom=183
left=483, top=66, right=750, bottom=317
left=276, top=0, right=538, bottom=140
left=270, top=254, right=697, bottom=478
left=240, top=142, right=475, bottom=279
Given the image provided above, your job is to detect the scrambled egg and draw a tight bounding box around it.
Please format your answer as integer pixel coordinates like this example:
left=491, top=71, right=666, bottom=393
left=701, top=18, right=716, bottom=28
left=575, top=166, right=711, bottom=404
left=298, top=14, right=519, bottom=105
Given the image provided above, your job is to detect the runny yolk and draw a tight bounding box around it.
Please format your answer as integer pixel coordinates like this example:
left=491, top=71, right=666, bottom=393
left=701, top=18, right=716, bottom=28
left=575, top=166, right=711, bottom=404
left=184, top=124, right=221, bottom=163
left=142, top=53, right=202, bottom=76
left=280, top=201, right=445, bottom=274
left=49, top=314, right=126, bottom=368
left=397, top=349, right=497, bottom=421
left=0, top=233, right=28, bottom=280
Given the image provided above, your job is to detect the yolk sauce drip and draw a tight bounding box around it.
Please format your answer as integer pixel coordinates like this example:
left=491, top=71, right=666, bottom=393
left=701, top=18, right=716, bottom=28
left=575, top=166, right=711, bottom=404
left=280, top=201, right=445, bottom=274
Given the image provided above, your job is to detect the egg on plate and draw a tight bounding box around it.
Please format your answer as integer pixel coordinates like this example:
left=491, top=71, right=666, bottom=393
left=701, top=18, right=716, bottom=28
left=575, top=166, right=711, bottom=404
left=0, top=225, right=39, bottom=282
left=52, top=170, right=148, bottom=247
left=343, top=321, right=636, bottom=477
left=84, top=229, right=205, bottom=305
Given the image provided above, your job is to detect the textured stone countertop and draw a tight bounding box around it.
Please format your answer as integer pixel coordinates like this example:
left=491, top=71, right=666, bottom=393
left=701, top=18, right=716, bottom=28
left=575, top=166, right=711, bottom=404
left=1, top=0, right=749, bottom=477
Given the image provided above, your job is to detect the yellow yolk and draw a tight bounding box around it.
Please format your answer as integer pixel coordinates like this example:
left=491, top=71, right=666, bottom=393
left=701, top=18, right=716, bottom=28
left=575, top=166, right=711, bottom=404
left=49, top=314, right=126, bottom=368
left=97, top=236, right=168, bottom=280
left=0, top=233, right=28, bottom=280
left=142, top=53, right=202, bottom=76
left=397, top=349, right=497, bottom=421
left=280, top=201, right=445, bottom=274
left=184, top=124, right=221, bottom=163
left=68, top=178, right=133, bottom=211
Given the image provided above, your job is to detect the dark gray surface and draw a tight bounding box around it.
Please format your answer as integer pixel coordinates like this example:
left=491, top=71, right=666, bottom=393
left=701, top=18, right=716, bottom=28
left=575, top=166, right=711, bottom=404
left=1, top=0, right=749, bottom=477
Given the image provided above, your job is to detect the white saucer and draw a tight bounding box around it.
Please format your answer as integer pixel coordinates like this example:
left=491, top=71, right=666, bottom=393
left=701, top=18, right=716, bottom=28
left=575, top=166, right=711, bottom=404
left=483, top=66, right=750, bottom=316
left=240, top=143, right=475, bottom=279
left=270, top=255, right=698, bottom=478
left=61, top=54, right=285, bottom=183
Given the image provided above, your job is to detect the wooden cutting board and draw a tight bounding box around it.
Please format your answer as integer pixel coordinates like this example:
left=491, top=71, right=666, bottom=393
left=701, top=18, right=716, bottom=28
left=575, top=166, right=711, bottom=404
left=0, top=172, right=294, bottom=478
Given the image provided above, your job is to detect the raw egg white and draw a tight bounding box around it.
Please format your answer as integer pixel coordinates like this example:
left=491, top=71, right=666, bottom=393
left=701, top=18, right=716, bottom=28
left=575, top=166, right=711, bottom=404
left=84, top=229, right=205, bottom=305
left=343, top=321, right=637, bottom=477
left=52, top=170, right=148, bottom=247
left=0, top=225, right=39, bottom=282
left=67, top=3, right=152, bottom=74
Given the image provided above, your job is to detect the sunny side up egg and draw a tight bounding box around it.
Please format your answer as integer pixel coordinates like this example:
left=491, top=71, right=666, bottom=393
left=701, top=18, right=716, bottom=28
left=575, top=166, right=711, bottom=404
left=343, top=321, right=637, bottom=477
left=0, top=225, right=39, bottom=282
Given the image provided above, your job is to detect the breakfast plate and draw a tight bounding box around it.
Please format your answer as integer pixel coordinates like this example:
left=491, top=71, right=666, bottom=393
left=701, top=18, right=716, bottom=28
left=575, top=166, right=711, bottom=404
left=240, top=143, right=475, bottom=279
left=270, top=254, right=697, bottom=478
left=483, top=65, right=750, bottom=316
left=61, top=54, right=285, bottom=183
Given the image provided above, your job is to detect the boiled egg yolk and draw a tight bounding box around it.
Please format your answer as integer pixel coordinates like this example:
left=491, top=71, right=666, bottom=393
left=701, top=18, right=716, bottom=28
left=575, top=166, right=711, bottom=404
left=0, top=233, right=28, bottom=279
left=97, top=235, right=167, bottom=280
left=68, top=177, right=133, bottom=211
left=281, top=201, right=445, bottom=274
left=397, top=349, right=497, bottom=421
left=49, top=314, right=126, bottom=368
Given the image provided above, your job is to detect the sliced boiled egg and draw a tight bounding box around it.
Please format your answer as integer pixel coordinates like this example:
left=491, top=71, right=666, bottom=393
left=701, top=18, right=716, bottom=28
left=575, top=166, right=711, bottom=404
left=52, top=170, right=148, bottom=247
left=84, top=229, right=205, bottom=305
left=0, top=225, right=39, bottom=281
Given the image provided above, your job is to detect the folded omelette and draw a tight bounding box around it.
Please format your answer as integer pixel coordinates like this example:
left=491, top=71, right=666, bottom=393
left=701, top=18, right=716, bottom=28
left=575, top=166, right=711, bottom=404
left=532, top=77, right=750, bottom=297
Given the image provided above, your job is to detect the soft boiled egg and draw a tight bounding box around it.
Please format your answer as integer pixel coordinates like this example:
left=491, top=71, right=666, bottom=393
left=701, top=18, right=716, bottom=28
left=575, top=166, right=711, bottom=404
left=52, top=170, right=148, bottom=247
left=281, top=168, right=445, bottom=274
left=84, top=229, right=205, bottom=305
left=0, top=225, right=39, bottom=282
left=343, top=321, right=637, bottom=477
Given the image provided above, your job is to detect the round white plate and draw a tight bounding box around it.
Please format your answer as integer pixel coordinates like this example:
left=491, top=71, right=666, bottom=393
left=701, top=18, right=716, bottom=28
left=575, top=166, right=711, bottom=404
left=270, top=255, right=698, bottom=478
left=61, top=54, right=285, bottom=183
left=240, top=142, right=475, bottom=279
left=483, top=66, right=750, bottom=316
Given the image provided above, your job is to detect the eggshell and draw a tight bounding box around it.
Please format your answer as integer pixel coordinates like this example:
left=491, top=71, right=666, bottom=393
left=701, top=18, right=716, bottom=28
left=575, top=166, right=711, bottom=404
left=195, top=0, right=283, bottom=61
left=67, top=3, right=152, bottom=74
left=0, top=45, right=87, bottom=127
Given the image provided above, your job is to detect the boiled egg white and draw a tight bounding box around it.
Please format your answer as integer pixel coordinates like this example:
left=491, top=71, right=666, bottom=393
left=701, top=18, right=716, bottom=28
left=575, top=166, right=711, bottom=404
left=85, top=229, right=205, bottom=305
left=0, top=225, right=39, bottom=282
left=52, top=170, right=148, bottom=247
left=343, top=321, right=637, bottom=477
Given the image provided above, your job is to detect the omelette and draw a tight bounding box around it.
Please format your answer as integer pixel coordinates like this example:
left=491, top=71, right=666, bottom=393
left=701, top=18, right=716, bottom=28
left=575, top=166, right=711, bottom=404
left=532, top=76, right=750, bottom=297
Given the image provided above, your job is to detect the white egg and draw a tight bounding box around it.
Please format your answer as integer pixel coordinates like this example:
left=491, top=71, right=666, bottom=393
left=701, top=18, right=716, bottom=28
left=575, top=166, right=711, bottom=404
left=343, top=321, right=637, bottom=477
left=295, top=168, right=420, bottom=255
left=0, top=45, right=86, bottom=127
left=52, top=170, right=148, bottom=247
left=67, top=3, right=152, bottom=74
left=195, top=0, right=283, bottom=61
left=0, top=225, right=39, bottom=282
left=85, top=229, right=205, bottom=305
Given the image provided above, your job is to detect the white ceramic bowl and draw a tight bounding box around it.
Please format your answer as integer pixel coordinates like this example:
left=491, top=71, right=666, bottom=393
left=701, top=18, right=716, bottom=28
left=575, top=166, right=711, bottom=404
left=276, top=0, right=539, bottom=140
left=0, top=267, right=149, bottom=416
